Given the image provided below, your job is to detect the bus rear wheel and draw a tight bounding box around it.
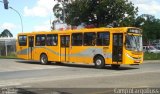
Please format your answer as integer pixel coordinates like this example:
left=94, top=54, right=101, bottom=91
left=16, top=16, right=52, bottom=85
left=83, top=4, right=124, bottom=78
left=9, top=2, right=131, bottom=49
left=40, top=54, right=50, bottom=65
left=94, top=56, right=105, bottom=69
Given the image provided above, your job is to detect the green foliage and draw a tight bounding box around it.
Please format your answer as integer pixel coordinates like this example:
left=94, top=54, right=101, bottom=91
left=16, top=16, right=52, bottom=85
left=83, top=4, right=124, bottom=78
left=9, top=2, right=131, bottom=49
left=135, top=14, right=160, bottom=41
left=52, top=0, right=160, bottom=41
left=53, top=0, right=138, bottom=27
left=0, top=52, right=17, bottom=59
left=144, top=53, right=160, bottom=60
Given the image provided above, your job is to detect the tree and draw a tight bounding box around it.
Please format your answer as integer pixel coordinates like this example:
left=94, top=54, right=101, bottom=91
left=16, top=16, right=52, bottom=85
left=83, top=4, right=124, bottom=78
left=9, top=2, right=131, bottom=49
left=53, top=0, right=138, bottom=27
left=0, top=29, right=13, bottom=37
left=135, top=14, right=160, bottom=41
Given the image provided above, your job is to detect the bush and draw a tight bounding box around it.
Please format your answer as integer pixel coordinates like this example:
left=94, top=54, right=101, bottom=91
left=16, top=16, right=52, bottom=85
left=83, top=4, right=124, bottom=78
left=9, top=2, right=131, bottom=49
left=144, top=52, right=160, bottom=60
left=0, top=52, right=17, bottom=59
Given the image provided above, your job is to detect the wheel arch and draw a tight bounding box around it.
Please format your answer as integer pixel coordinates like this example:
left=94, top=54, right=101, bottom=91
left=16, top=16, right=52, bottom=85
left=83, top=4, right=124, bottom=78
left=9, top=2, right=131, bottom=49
left=40, top=52, right=51, bottom=64
left=93, top=54, right=105, bottom=63
left=40, top=52, right=47, bottom=60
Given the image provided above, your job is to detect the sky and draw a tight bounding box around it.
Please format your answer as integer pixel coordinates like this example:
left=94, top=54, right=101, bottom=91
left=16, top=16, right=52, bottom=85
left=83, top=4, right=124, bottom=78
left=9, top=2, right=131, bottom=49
left=0, top=0, right=160, bottom=38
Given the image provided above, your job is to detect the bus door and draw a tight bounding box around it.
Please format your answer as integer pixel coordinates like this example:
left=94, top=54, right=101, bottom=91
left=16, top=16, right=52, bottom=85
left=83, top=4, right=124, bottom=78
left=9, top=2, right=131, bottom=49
left=60, top=35, right=70, bottom=62
left=28, top=36, right=34, bottom=60
left=112, top=33, right=123, bottom=63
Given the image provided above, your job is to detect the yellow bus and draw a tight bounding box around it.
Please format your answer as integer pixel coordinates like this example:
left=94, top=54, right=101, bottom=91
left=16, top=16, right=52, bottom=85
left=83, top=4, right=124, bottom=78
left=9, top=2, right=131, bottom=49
left=16, top=27, right=143, bottom=69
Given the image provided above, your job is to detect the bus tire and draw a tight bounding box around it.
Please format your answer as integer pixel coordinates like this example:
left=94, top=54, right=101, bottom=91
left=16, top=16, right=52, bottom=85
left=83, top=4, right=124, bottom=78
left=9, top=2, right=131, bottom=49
left=94, top=56, right=105, bottom=69
left=40, top=54, right=49, bottom=65
left=111, top=64, right=120, bottom=69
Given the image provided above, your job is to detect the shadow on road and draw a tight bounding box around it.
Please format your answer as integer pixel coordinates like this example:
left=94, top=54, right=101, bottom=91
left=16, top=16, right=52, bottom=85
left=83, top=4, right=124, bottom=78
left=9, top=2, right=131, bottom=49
left=16, top=60, right=139, bottom=70
left=16, top=60, right=41, bottom=65
left=106, top=66, right=139, bottom=71
left=13, top=88, right=115, bottom=94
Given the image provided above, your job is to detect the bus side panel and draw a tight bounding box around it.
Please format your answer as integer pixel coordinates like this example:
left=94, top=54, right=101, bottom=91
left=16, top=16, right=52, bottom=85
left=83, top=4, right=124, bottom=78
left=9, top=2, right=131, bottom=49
left=32, top=47, right=46, bottom=61
left=104, top=33, right=113, bottom=65
left=70, top=46, right=93, bottom=64
left=70, top=46, right=113, bottom=64
left=32, top=47, right=40, bottom=61
left=47, top=46, right=60, bottom=62
left=16, top=35, right=29, bottom=60
left=70, top=34, right=113, bottom=64
left=32, top=46, right=60, bottom=62
left=16, top=46, right=29, bottom=59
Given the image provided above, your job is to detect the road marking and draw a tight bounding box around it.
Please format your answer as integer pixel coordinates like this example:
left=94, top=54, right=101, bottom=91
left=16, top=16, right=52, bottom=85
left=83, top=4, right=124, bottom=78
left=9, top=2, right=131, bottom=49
left=18, top=85, right=32, bottom=88
left=138, top=86, right=150, bottom=88
left=0, top=82, right=21, bottom=87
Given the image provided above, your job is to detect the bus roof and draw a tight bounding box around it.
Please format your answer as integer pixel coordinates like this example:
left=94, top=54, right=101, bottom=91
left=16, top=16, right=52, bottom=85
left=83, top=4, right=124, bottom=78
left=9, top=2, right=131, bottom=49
left=18, top=27, right=141, bottom=35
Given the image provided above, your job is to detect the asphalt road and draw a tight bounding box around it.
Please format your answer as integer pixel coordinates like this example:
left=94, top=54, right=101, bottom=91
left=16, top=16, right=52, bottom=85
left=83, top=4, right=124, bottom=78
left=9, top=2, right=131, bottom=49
left=0, top=59, right=160, bottom=94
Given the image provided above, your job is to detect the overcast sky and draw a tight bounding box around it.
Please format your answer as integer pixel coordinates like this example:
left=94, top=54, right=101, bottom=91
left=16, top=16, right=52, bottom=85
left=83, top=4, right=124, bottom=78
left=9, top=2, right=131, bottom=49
left=0, top=0, right=160, bottom=38
left=129, top=0, right=160, bottom=17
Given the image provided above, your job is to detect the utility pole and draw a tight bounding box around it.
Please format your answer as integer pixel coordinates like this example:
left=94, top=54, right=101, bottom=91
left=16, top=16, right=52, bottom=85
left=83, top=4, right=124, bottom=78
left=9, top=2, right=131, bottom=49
left=9, top=7, right=23, bottom=32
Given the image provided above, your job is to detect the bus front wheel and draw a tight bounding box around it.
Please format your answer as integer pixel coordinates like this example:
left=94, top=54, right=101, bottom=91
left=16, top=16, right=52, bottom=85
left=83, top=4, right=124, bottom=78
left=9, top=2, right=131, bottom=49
left=40, top=54, right=50, bottom=65
left=94, top=56, right=105, bottom=69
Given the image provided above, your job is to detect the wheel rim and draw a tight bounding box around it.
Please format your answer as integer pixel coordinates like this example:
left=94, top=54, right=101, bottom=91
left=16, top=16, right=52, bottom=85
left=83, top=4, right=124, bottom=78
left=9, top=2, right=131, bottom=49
left=41, top=56, right=47, bottom=64
left=96, top=59, right=102, bottom=65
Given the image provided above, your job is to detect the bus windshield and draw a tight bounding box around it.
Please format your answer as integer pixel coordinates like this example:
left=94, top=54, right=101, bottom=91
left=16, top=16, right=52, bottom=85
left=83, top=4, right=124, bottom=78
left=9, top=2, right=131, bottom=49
left=126, top=35, right=143, bottom=51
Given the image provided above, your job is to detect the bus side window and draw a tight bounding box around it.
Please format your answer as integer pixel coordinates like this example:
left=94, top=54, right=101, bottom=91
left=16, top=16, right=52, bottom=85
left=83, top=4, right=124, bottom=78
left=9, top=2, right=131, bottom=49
left=46, top=34, right=58, bottom=46
left=72, top=33, right=82, bottom=46
left=83, top=32, right=96, bottom=46
left=18, top=35, right=27, bottom=46
left=97, top=32, right=110, bottom=46
left=36, top=35, right=46, bottom=46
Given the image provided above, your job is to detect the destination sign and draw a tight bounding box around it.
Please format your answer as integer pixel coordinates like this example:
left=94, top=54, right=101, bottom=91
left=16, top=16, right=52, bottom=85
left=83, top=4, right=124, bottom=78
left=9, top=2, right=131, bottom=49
left=128, top=28, right=142, bottom=34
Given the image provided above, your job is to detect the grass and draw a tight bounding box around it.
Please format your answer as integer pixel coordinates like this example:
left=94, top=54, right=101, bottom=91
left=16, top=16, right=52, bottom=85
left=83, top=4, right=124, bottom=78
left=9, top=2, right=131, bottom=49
left=144, top=53, right=160, bottom=60
left=0, top=56, right=17, bottom=59
left=0, top=52, right=17, bottom=59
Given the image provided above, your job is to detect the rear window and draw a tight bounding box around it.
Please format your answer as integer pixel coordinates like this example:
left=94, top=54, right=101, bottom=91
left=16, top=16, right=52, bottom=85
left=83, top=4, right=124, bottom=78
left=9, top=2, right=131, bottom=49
left=18, top=35, right=27, bottom=46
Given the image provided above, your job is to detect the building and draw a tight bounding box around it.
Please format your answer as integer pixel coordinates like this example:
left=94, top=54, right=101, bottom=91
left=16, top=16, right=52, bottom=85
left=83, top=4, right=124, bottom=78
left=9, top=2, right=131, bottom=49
left=0, top=37, right=16, bottom=56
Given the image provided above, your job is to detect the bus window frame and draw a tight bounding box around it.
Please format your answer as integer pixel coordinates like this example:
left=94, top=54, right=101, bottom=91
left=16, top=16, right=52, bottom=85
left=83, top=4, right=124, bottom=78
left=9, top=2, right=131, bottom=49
left=46, top=34, right=58, bottom=46
left=71, top=33, right=83, bottom=46
left=35, top=34, right=46, bottom=46
left=60, top=35, right=70, bottom=47
left=18, top=35, right=27, bottom=46
left=96, top=31, right=110, bottom=46
left=83, top=32, right=96, bottom=46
